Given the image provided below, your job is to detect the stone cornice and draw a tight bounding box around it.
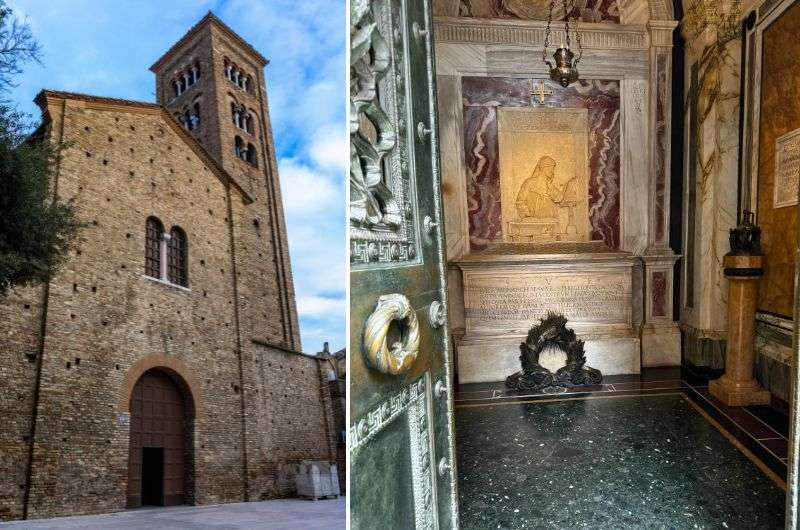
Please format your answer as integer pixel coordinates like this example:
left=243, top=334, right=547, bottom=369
left=647, top=20, right=679, bottom=46
left=433, top=16, right=650, bottom=50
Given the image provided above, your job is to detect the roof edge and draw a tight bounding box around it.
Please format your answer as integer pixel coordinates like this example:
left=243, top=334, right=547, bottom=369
left=34, top=89, right=255, bottom=206
left=149, top=12, right=268, bottom=73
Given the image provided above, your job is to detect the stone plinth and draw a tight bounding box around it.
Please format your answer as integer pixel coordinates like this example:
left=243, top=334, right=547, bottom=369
left=455, top=241, right=640, bottom=383
left=709, top=254, right=770, bottom=406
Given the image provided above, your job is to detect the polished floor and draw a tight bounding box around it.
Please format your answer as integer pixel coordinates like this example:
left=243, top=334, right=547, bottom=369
left=0, top=498, right=345, bottom=530
left=455, top=373, right=786, bottom=529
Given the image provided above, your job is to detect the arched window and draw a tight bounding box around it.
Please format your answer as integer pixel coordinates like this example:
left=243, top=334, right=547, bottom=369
left=167, top=227, right=188, bottom=287
left=231, top=103, right=242, bottom=128
left=246, top=143, right=257, bottom=167
left=192, top=103, right=201, bottom=129
left=248, top=112, right=259, bottom=135
left=145, top=217, right=163, bottom=278
left=245, top=112, right=254, bottom=134
left=235, top=136, right=245, bottom=160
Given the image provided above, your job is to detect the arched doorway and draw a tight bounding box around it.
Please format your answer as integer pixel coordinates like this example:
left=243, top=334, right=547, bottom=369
left=126, top=368, right=194, bottom=508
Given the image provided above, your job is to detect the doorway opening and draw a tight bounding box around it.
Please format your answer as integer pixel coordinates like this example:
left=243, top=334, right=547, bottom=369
left=141, top=447, right=164, bottom=506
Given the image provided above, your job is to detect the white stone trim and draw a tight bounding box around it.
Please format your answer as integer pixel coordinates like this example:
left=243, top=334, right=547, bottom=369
left=141, top=274, right=191, bottom=293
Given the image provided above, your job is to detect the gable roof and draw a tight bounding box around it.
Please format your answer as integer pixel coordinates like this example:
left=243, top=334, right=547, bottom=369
left=34, top=89, right=254, bottom=205
left=149, top=12, right=269, bottom=73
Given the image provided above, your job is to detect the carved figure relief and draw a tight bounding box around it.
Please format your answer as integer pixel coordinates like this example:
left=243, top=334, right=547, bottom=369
left=498, top=107, right=589, bottom=243
left=350, top=0, right=419, bottom=267
left=513, top=156, right=581, bottom=239
left=456, top=0, right=619, bottom=23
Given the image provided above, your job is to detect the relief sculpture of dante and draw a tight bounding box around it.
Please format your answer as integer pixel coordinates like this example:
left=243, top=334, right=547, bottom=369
left=515, top=156, right=567, bottom=220
left=509, top=155, right=580, bottom=240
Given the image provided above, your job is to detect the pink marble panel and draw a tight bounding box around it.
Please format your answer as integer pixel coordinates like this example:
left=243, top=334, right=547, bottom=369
left=654, top=53, right=668, bottom=244
left=462, top=77, right=621, bottom=249
left=652, top=271, right=668, bottom=318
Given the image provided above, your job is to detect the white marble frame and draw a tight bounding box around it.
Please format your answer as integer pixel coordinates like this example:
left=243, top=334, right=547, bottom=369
left=435, top=26, right=650, bottom=261
left=433, top=13, right=681, bottom=367
left=432, top=16, right=685, bottom=258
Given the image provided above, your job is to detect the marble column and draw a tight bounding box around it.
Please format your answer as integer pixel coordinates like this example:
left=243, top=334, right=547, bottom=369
left=709, top=254, right=770, bottom=406
left=642, top=20, right=681, bottom=366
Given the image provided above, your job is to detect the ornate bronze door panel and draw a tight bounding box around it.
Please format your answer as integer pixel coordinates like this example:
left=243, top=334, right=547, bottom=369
left=350, top=0, right=458, bottom=528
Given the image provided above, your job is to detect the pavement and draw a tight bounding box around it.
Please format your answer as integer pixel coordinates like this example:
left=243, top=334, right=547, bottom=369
left=0, top=497, right=346, bottom=530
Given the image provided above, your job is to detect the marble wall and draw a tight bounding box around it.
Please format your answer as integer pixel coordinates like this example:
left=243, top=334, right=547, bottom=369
left=680, top=0, right=800, bottom=408
left=462, top=77, right=621, bottom=250
left=754, top=0, right=800, bottom=318
left=679, top=0, right=741, bottom=337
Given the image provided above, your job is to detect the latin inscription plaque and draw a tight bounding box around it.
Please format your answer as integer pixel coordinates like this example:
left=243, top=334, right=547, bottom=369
left=463, top=271, right=631, bottom=333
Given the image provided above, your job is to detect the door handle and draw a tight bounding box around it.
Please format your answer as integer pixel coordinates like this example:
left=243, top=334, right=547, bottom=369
left=363, top=294, right=420, bottom=375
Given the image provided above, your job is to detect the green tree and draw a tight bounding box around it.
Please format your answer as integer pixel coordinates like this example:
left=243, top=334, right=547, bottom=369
left=0, top=2, right=80, bottom=296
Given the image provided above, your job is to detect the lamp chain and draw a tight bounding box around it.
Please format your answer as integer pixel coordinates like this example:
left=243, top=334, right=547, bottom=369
left=572, top=0, right=583, bottom=65
left=543, top=0, right=555, bottom=66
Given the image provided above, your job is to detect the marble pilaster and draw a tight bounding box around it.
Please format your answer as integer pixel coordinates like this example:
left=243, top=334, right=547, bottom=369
left=679, top=0, right=742, bottom=347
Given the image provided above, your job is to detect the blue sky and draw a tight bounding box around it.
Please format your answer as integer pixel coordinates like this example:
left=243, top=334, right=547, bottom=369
left=6, top=0, right=345, bottom=353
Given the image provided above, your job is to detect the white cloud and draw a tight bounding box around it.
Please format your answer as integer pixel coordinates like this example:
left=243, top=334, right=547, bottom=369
left=310, top=125, right=347, bottom=171
left=297, top=296, right=346, bottom=319
left=278, top=159, right=340, bottom=215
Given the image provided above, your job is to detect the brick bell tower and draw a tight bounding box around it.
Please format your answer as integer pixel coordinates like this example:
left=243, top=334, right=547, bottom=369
left=150, top=12, right=301, bottom=350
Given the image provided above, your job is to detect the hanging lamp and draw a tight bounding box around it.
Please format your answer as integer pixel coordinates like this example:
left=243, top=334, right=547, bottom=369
left=542, top=0, right=584, bottom=87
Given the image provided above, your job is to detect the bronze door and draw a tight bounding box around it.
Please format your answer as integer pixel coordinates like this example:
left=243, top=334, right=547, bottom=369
left=126, top=369, right=187, bottom=508
left=350, top=0, right=458, bottom=527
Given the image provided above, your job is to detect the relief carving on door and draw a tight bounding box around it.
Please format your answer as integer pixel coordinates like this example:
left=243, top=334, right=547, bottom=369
left=350, top=375, right=437, bottom=529
left=350, top=0, right=420, bottom=267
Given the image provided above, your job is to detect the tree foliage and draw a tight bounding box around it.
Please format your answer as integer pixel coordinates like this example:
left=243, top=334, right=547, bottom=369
left=0, top=2, right=80, bottom=296
left=0, top=3, right=41, bottom=93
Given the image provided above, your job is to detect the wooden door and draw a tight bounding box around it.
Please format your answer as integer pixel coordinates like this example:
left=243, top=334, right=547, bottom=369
left=126, top=369, right=187, bottom=508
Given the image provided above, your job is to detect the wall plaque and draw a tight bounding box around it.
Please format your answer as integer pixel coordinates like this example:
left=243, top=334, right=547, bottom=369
left=497, top=107, right=590, bottom=243
left=462, top=270, right=631, bottom=334
left=773, top=128, right=800, bottom=208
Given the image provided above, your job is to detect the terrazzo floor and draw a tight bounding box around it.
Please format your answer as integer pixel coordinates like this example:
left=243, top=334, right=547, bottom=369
left=455, top=393, right=785, bottom=529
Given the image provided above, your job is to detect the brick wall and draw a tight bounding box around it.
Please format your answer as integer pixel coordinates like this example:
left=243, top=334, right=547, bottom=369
left=0, top=90, right=333, bottom=521
left=0, top=284, right=44, bottom=520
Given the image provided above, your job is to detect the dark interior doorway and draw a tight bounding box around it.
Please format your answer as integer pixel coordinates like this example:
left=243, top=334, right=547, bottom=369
left=126, top=369, right=194, bottom=508
left=141, top=447, right=164, bottom=506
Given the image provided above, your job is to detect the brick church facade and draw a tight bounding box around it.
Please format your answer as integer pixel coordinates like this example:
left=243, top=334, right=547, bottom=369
left=0, top=13, right=336, bottom=521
